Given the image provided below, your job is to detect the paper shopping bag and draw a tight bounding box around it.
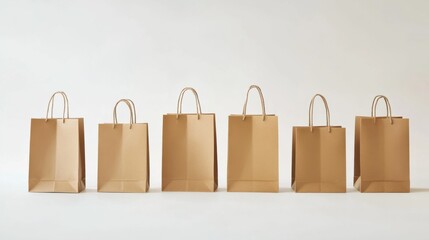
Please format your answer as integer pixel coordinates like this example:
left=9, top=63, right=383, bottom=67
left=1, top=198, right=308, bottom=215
left=354, top=95, right=410, bottom=192
left=29, top=91, right=85, bottom=193
left=227, top=85, right=278, bottom=192
left=162, top=87, right=217, bottom=192
left=98, top=99, right=150, bottom=192
left=292, top=94, right=346, bottom=193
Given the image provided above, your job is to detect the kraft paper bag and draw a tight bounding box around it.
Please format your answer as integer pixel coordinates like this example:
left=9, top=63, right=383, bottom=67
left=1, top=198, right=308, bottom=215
left=292, top=94, right=346, bottom=193
left=354, top=95, right=410, bottom=193
left=29, top=91, right=85, bottom=193
left=227, top=85, right=278, bottom=192
left=162, top=87, right=218, bottom=192
left=98, top=99, right=150, bottom=193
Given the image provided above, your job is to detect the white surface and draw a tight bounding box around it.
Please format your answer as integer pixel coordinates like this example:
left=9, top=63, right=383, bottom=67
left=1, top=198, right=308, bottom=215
left=1, top=0, right=429, bottom=239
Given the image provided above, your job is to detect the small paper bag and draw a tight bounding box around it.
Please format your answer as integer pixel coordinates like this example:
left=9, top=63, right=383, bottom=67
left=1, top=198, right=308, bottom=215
left=162, top=87, right=217, bottom=192
left=292, top=94, right=346, bottom=193
left=29, top=91, right=85, bottom=193
left=98, top=99, right=150, bottom=192
left=354, top=95, right=410, bottom=192
left=228, top=85, right=278, bottom=192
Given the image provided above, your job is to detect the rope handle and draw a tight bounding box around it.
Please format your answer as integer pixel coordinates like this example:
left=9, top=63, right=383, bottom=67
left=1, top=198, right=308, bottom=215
left=176, top=87, right=202, bottom=119
left=371, top=95, right=393, bottom=124
left=242, top=85, right=267, bottom=121
left=308, top=94, right=331, bottom=133
left=113, top=99, right=136, bottom=129
left=45, top=91, right=70, bottom=123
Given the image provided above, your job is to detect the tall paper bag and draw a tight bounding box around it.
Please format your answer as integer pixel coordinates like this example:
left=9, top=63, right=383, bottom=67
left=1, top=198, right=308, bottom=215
left=354, top=95, right=410, bottom=192
left=162, top=87, right=217, bottom=192
left=292, top=94, right=346, bottom=193
left=228, top=85, right=278, bottom=192
left=98, top=99, right=150, bottom=192
left=29, top=91, right=85, bottom=193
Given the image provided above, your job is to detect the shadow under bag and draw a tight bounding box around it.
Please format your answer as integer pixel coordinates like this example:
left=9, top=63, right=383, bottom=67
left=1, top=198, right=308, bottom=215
left=98, top=99, right=150, bottom=193
left=354, top=95, right=410, bottom=193
left=227, top=85, right=279, bottom=192
left=292, top=94, right=346, bottom=193
left=162, top=87, right=218, bottom=192
left=29, top=91, right=85, bottom=193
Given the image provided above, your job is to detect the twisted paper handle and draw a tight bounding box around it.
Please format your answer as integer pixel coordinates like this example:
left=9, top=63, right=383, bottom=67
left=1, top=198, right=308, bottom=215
left=242, top=85, right=267, bottom=121
left=113, top=99, right=136, bottom=129
left=176, top=87, right=202, bottom=119
left=45, top=91, right=70, bottom=123
left=371, top=95, right=393, bottom=124
left=308, top=94, right=331, bottom=133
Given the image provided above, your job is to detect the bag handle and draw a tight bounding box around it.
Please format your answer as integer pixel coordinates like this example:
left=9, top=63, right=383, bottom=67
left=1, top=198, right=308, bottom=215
left=125, top=99, right=137, bottom=124
left=113, top=99, right=136, bottom=129
left=176, top=87, right=202, bottom=119
left=242, top=85, right=266, bottom=121
left=371, top=95, right=390, bottom=117
left=45, top=91, right=69, bottom=123
left=308, top=94, right=331, bottom=133
left=371, top=95, right=393, bottom=124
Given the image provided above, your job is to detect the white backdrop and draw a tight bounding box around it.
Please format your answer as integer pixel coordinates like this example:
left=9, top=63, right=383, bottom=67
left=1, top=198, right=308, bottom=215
left=1, top=0, right=428, bottom=239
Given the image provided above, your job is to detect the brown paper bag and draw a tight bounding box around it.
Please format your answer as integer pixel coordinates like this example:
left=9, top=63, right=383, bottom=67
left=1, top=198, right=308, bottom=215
left=292, top=94, right=346, bottom=193
left=227, top=85, right=278, bottom=192
left=354, top=95, right=410, bottom=193
left=162, top=87, right=217, bottom=192
left=98, top=99, right=150, bottom=192
left=29, top=91, right=85, bottom=193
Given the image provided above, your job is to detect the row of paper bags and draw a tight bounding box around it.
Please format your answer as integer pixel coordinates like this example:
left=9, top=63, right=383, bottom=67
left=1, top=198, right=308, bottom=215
left=28, top=86, right=410, bottom=193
